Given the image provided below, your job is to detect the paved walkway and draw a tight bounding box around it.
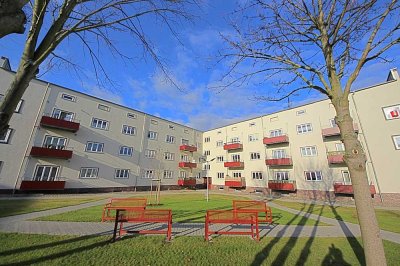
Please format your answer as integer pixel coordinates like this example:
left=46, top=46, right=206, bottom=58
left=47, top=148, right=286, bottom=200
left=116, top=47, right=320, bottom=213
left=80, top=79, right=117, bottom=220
left=0, top=194, right=399, bottom=244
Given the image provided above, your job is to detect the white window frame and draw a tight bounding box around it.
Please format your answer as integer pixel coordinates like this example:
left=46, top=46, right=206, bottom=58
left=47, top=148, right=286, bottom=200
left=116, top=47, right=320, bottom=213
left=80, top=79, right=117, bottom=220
left=122, top=125, right=136, bottom=135
left=217, top=172, right=224, bottom=179
left=305, top=171, right=323, bottom=181
left=296, top=109, right=306, bottom=116
left=392, top=135, right=400, bottom=150
left=52, top=108, right=74, bottom=121
left=180, top=171, right=187, bottom=178
left=43, top=135, right=67, bottom=149
left=127, top=113, right=137, bottom=119
left=164, top=152, right=175, bottom=161
left=300, top=146, right=317, bottom=157
left=330, top=118, right=337, bottom=127
left=204, top=137, right=210, bottom=142
left=0, top=129, right=13, bottom=144
left=230, top=137, right=240, bottom=143
left=216, top=140, right=224, bottom=147
left=85, top=141, right=104, bottom=153
left=80, top=167, right=99, bottom=179
left=148, top=131, right=158, bottom=140
left=248, top=134, right=259, bottom=142
left=33, top=165, right=59, bottom=181
left=166, top=135, right=175, bottom=144
left=270, top=129, right=283, bottom=137
left=216, top=156, right=224, bottom=162
left=296, top=123, right=312, bottom=134
left=169, top=125, right=175, bottom=130
left=252, top=171, right=263, bottom=180
left=145, top=149, right=157, bottom=159
left=115, top=169, right=129, bottom=179
left=180, top=154, right=190, bottom=162
left=181, top=139, right=189, bottom=145
left=272, top=149, right=286, bottom=159
left=98, top=104, right=110, bottom=112
left=342, top=170, right=351, bottom=184
left=336, top=143, right=345, bottom=151
left=232, top=154, right=241, bottom=162
left=163, top=170, right=173, bottom=179
left=250, top=152, right=261, bottom=160
left=233, top=172, right=242, bottom=178
left=142, top=169, right=155, bottom=179
left=15, top=100, right=23, bottom=113
left=119, top=146, right=133, bottom=156
left=150, top=119, right=158, bottom=125
left=61, top=93, right=76, bottom=102
left=91, top=118, right=109, bottom=130
left=275, top=171, right=289, bottom=181
left=204, top=150, right=210, bottom=156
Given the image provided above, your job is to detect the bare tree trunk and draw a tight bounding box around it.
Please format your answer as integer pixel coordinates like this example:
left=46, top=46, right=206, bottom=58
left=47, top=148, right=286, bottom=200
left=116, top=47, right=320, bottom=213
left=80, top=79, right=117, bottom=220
left=0, top=59, right=38, bottom=133
left=333, top=97, right=387, bottom=266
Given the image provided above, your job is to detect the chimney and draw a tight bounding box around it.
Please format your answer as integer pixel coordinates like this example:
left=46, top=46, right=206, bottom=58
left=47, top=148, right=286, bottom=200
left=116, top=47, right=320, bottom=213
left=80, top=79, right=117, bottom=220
left=387, top=68, right=399, bottom=81
left=0, top=56, right=11, bottom=71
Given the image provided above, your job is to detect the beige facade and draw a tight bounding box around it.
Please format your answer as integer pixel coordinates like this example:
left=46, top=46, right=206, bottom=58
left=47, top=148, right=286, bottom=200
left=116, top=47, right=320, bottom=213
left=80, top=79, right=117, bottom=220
left=0, top=63, right=399, bottom=201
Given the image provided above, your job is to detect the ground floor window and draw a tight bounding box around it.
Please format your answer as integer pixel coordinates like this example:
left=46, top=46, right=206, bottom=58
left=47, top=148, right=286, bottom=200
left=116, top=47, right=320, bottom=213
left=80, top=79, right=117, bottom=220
left=142, top=170, right=155, bottom=179
left=252, top=172, right=263, bottom=180
left=80, top=167, right=98, bottom=179
left=34, top=165, right=59, bottom=181
left=163, top=170, right=173, bottom=179
left=115, top=169, right=129, bottom=179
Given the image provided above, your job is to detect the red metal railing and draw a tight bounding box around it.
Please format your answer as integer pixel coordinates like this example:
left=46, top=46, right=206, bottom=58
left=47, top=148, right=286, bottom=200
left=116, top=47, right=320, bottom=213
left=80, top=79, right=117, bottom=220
left=333, top=182, right=376, bottom=195
left=322, top=124, right=358, bottom=137
left=263, top=135, right=289, bottom=145
left=178, top=162, right=197, bottom=168
left=224, top=161, right=244, bottom=168
left=30, top=146, right=73, bottom=159
left=179, top=144, right=197, bottom=152
left=223, top=142, right=243, bottom=151
left=265, top=158, right=292, bottom=166
left=268, top=180, right=296, bottom=191
left=327, top=151, right=345, bottom=164
left=40, top=115, right=80, bottom=132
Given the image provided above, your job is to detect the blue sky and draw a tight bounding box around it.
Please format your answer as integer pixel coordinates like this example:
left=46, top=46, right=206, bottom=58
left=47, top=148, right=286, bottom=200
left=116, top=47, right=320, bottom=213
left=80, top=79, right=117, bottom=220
left=0, top=1, right=399, bottom=131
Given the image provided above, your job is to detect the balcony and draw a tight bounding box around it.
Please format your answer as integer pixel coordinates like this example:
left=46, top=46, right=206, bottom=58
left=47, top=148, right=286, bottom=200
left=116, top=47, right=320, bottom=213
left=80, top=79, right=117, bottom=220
left=40, top=115, right=80, bottom=132
left=327, top=151, right=345, bottom=164
left=263, top=135, right=289, bottom=145
left=179, top=144, right=197, bottom=152
left=268, top=180, right=296, bottom=191
left=322, top=124, right=358, bottom=138
left=30, top=146, right=73, bottom=159
left=224, top=161, right=244, bottom=168
left=178, top=177, right=196, bottom=187
left=223, top=142, right=243, bottom=151
left=265, top=157, right=292, bottom=166
left=333, top=182, right=376, bottom=195
left=225, top=177, right=246, bottom=188
left=20, top=177, right=66, bottom=191
left=178, top=162, right=197, bottom=168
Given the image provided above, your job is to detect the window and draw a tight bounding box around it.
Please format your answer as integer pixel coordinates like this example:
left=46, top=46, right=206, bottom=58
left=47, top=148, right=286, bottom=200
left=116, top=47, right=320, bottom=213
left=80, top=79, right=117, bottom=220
left=270, top=116, right=278, bottom=122
left=115, top=169, right=129, bottom=179
left=217, top=173, right=224, bottom=179
left=180, top=171, right=187, bottom=178
left=249, top=122, right=256, bottom=127
left=145, top=149, right=156, bottom=158
left=383, top=105, right=400, bottom=120
left=272, top=149, right=286, bottom=159
left=305, top=171, right=323, bottom=181
left=0, top=128, right=13, bottom=144
left=336, top=143, right=345, bottom=151
left=252, top=172, right=263, bottom=180
left=204, top=137, right=210, bottom=142
left=148, top=131, right=158, bottom=140
left=250, top=152, right=261, bottom=160
left=270, top=129, right=283, bottom=137
left=230, top=137, right=240, bottom=143
left=61, top=93, right=76, bottom=102
left=181, top=154, right=190, bottom=162
left=184, top=129, right=189, bottom=134
left=98, top=104, right=110, bottom=112
left=392, top=135, right=400, bottom=150
left=91, top=118, right=108, bottom=130
left=216, top=140, right=224, bottom=147
left=33, top=165, right=59, bottom=181
left=150, top=119, right=158, bottom=125
left=122, top=125, right=136, bottom=135
left=181, top=139, right=189, bottom=145
left=300, top=146, right=317, bottom=156
left=204, top=150, right=210, bottom=156
left=43, top=136, right=67, bottom=149
left=296, top=109, right=306, bottom=115
left=127, top=113, right=137, bottom=119
left=86, top=142, right=104, bottom=153
left=297, top=123, right=312, bottom=134
left=216, top=156, right=224, bottom=162
left=203, top=164, right=210, bottom=170
left=164, top=152, right=175, bottom=161
left=330, top=118, right=337, bottom=127
left=52, top=109, right=74, bottom=121
left=217, top=131, right=222, bottom=134
left=233, top=172, right=242, bottom=178
left=15, top=100, right=23, bottom=113
left=142, top=170, right=155, bottom=179
left=232, top=154, right=241, bottom=162
left=275, top=171, right=289, bottom=180
left=166, top=135, right=175, bottom=143
left=119, top=146, right=133, bottom=156
left=163, top=170, right=173, bottom=179
left=342, top=170, right=351, bottom=184
left=248, top=134, right=259, bottom=142
left=232, top=127, right=237, bottom=131
left=169, top=125, right=175, bottom=130
left=80, top=167, right=98, bottom=179
left=0, top=161, right=3, bottom=174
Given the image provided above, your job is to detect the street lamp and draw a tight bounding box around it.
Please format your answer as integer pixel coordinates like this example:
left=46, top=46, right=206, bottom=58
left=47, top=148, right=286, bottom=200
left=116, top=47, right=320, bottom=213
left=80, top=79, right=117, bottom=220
left=205, top=157, right=215, bottom=202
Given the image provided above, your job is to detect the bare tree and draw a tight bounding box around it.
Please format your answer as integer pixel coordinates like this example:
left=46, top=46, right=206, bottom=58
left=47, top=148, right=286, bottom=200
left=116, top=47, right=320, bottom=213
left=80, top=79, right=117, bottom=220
left=220, top=0, right=399, bottom=265
left=0, top=0, right=196, bottom=133
left=0, top=0, right=29, bottom=38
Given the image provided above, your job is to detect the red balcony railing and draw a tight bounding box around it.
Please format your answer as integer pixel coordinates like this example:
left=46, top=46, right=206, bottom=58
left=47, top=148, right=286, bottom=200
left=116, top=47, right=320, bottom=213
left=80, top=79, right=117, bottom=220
left=224, top=161, right=244, bottom=168
left=333, top=182, right=376, bottom=195
left=178, top=162, right=197, bottom=168
left=20, top=178, right=66, bottom=190
left=30, top=146, right=73, bottom=159
left=179, top=144, right=197, bottom=152
left=223, top=142, right=243, bottom=151
left=268, top=180, right=296, bottom=191
left=225, top=177, right=245, bottom=188
left=40, top=115, right=80, bottom=132
left=178, top=177, right=196, bottom=186
left=265, top=157, right=292, bottom=166
left=263, top=135, right=289, bottom=145
left=322, top=124, right=359, bottom=138
left=327, top=151, right=345, bottom=164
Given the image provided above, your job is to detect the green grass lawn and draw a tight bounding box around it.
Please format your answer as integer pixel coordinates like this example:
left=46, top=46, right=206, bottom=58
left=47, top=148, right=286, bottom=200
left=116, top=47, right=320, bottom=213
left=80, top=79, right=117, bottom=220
left=0, top=233, right=398, bottom=265
left=35, top=194, right=327, bottom=225
left=273, top=200, right=400, bottom=233
left=0, top=198, right=104, bottom=218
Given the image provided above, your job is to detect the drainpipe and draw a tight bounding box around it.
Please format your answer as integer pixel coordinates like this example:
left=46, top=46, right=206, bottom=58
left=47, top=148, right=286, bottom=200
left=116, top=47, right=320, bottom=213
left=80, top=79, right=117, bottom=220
left=13, top=83, right=51, bottom=195
left=350, top=92, right=383, bottom=202
left=136, top=113, right=147, bottom=190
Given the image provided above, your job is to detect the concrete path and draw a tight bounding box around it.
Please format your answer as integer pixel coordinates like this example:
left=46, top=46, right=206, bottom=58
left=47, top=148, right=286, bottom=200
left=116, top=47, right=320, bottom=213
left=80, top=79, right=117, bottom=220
left=0, top=195, right=399, bottom=244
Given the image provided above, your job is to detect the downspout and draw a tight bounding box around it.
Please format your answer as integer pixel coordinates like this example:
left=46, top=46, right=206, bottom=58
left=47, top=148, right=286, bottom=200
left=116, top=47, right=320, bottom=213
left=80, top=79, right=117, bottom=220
left=350, top=92, right=383, bottom=202
left=136, top=113, right=147, bottom=191
left=13, top=82, right=51, bottom=195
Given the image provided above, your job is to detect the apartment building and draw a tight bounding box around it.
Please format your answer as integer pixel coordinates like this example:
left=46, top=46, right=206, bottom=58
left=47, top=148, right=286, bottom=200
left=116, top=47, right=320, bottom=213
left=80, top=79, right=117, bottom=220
left=0, top=58, right=399, bottom=202
left=203, top=69, right=400, bottom=202
left=0, top=63, right=203, bottom=193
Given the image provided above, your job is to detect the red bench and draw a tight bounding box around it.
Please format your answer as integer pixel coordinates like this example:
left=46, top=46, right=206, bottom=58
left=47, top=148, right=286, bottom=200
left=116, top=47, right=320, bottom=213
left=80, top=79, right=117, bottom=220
left=233, top=200, right=273, bottom=223
left=205, top=210, right=259, bottom=241
left=102, top=198, right=147, bottom=222
left=112, top=208, right=173, bottom=242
